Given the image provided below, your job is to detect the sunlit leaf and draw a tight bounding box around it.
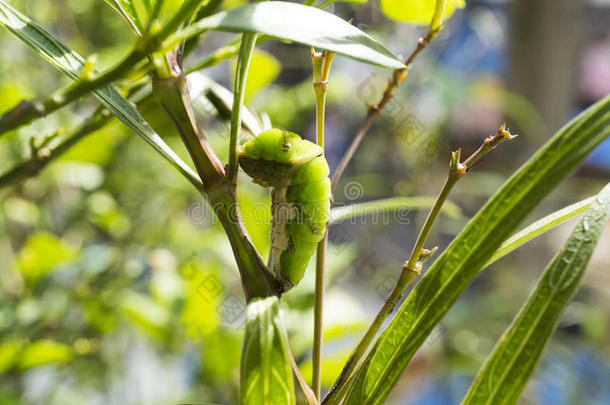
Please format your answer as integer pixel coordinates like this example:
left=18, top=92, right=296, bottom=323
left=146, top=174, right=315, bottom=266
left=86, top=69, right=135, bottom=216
left=485, top=196, right=595, bottom=267
left=300, top=349, right=353, bottom=388
left=237, top=49, right=281, bottom=103
left=188, top=71, right=264, bottom=135
left=201, top=330, right=242, bottom=382
left=104, top=0, right=142, bottom=34
left=105, top=0, right=186, bottom=35
left=120, top=291, right=171, bottom=340
left=181, top=263, right=221, bottom=338
left=237, top=190, right=272, bottom=259
left=339, top=95, right=610, bottom=405
left=15, top=232, right=78, bottom=285
left=85, top=300, right=117, bottom=333
left=19, top=340, right=73, bottom=370
left=171, top=1, right=406, bottom=69
left=0, top=340, right=22, bottom=372
left=462, top=181, right=610, bottom=405
left=380, top=0, right=465, bottom=25
left=0, top=1, right=203, bottom=189
left=329, top=196, right=463, bottom=224
left=60, top=121, right=125, bottom=165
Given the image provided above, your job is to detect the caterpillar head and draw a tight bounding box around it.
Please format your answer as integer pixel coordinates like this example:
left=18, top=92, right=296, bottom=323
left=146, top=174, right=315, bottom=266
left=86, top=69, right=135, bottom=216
left=238, top=129, right=323, bottom=187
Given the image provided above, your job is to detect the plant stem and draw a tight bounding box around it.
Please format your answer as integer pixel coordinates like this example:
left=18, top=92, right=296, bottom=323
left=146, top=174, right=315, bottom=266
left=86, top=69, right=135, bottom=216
left=0, top=48, right=146, bottom=137
left=227, top=33, right=257, bottom=185
left=312, top=259, right=325, bottom=397
left=323, top=268, right=419, bottom=405
left=152, top=49, right=279, bottom=300
left=0, top=0, right=207, bottom=138
left=431, top=0, right=448, bottom=33
left=185, top=35, right=268, bottom=74
left=312, top=234, right=327, bottom=398
left=323, top=124, right=516, bottom=404
left=404, top=151, right=462, bottom=271
left=208, top=183, right=281, bottom=300
left=311, top=48, right=335, bottom=399
left=152, top=52, right=225, bottom=188
left=330, top=18, right=445, bottom=193
left=0, top=108, right=109, bottom=190
left=323, top=5, right=448, bottom=398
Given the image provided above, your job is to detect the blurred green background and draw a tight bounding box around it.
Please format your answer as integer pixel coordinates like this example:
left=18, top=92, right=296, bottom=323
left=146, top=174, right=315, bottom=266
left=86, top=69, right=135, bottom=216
left=1, top=0, right=609, bottom=404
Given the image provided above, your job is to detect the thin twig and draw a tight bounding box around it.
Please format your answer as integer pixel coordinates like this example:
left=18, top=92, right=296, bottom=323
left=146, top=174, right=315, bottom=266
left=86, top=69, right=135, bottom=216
left=0, top=0, right=211, bottom=139
left=0, top=108, right=109, bottom=190
left=322, top=5, right=449, bottom=401
left=311, top=48, right=335, bottom=399
left=0, top=48, right=146, bottom=137
left=330, top=24, right=444, bottom=193
left=323, top=124, right=516, bottom=404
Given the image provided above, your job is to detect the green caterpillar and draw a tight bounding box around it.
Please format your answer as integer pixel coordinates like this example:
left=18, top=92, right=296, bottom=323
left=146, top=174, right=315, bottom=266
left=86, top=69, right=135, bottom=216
left=239, top=129, right=331, bottom=290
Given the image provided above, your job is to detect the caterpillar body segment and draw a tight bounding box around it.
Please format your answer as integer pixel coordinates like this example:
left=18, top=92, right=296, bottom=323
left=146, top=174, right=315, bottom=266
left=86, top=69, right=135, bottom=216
left=238, top=129, right=331, bottom=290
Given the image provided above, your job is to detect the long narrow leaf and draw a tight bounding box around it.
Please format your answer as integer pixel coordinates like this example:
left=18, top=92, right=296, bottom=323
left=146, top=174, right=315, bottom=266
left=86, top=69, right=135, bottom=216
left=329, top=196, right=463, bottom=224
left=0, top=1, right=203, bottom=189
left=339, top=95, right=610, bottom=404
left=188, top=72, right=263, bottom=135
left=461, top=181, right=610, bottom=405
left=104, top=0, right=142, bottom=35
left=169, top=1, right=406, bottom=69
left=485, top=196, right=594, bottom=267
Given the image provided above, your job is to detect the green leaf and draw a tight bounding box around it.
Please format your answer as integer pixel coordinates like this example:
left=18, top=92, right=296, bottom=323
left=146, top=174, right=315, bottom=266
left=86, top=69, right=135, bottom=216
left=241, top=296, right=295, bottom=405
left=105, top=0, right=186, bottom=35
left=188, top=71, right=264, bottom=135
left=0, top=1, right=203, bottom=189
left=180, top=264, right=221, bottom=338
left=340, top=95, right=610, bottom=405
left=329, top=196, right=463, bottom=224
left=104, top=0, right=143, bottom=35
left=316, top=0, right=368, bottom=9
left=15, top=231, right=78, bottom=286
left=485, top=196, right=595, bottom=267
left=18, top=340, right=73, bottom=370
left=299, top=349, right=354, bottom=388
left=0, top=340, right=22, bottom=372
left=461, top=181, right=610, bottom=405
left=170, top=1, right=406, bottom=69
left=120, top=291, right=171, bottom=340
left=380, top=0, right=465, bottom=25
left=237, top=49, right=281, bottom=103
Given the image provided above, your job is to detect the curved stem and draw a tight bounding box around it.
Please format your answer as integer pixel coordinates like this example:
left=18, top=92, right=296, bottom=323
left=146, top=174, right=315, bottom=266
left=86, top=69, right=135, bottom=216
left=152, top=52, right=225, bottom=188
left=228, top=33, right=257, bottom=184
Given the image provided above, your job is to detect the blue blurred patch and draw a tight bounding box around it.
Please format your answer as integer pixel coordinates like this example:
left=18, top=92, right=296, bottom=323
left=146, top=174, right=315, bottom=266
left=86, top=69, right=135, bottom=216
left=437, top=5, right=508, bottom=78
left=586, top=138, right=610, bottom=171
